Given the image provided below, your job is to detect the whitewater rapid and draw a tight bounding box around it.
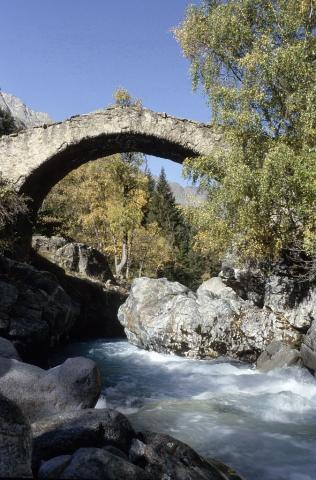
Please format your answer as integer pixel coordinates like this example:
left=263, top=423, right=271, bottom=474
left=51, top=339, right=316, bottom=480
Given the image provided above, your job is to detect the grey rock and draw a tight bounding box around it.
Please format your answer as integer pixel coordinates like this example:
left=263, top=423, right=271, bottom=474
left=32, top=235, right=68, bottom=254
left=32, top=408, right=135, bottom=470
left=0, top=254, right=78, bottom=359
left=0, top=105, right=226, bottom=211
left=103, top=445, right=129, bottom=461
left=0, top=336, right=21, bottom=360
left=0, top=393, right=32, bottom=478
left=0, top=91, right=53, bottom=128
left=301, top=320, right=316, bottom=375
left=257, top=341, right=301, bottom=372
left=118, top=277, right=302, bottom=362
left=39, top=448, right=153, bottom=480
left=32, top=235, right=114, bottom=283
left=134, top=431, right=243, bottom=480
left=38, top=455, right=72, bottom=479
left=0, top=356, right=101, bottom=422
left=264, top=276, right=315, bottom=329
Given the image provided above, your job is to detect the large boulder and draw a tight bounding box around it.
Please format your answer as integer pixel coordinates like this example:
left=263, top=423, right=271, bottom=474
left=301, top=320, right=316, bottom=375
left=118, top=277, right=302, bottom=362
left=264, top=276, right=316, bottom=330
left=0, top=254, right=78, bottom=362
left=33, top=413, right=242, bottom=480
left=220, top=253, right=316, bottom=331
left=0, top=336, right=21, bottom=360
left=130, top=432, right=243, bottom=480
left=31, top=237, right=125, bottom=339
left=32, top=235, right=114, bottom=283
left=0, top=356, right=101, bottom=423
left=0, top=393, right=32, bottom=478
left=38, top=448, right=153, bottom=480
left=256, top=341, right=301, bottom=372
left=32, top=408, right=135, bottom=470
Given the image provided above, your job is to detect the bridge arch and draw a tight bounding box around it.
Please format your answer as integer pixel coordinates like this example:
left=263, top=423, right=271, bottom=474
left=0, top=105, right=225, bottom=213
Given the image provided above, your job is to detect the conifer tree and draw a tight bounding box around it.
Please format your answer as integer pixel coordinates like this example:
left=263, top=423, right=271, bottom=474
left=148, top=168, right=184, bottom=248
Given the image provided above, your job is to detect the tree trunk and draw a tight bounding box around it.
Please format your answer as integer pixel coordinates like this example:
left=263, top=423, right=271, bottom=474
left=116, top=236, right=128, bottom=278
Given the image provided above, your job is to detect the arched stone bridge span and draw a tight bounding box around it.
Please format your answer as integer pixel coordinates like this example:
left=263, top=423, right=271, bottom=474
left=0, top=105, right=225, bottom=210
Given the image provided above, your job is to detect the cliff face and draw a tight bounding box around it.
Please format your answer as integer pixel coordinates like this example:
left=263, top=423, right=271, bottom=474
left=0, top=91, right=53, bottom=128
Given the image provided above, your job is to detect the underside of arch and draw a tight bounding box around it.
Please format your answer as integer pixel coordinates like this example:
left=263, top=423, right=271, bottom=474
left=20, top=132, right=198, bottom=212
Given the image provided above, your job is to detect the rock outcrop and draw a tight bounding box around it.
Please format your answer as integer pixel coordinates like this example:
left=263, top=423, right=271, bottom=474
left=0, top=90, right=53, bottom=128
left=0, top=393, right=32, bottom=478
left=0, top=356, right=101, bottom=422
left=31, top=248, right=126, bottom=340
left=0, top=254, right=78, bottom=363
left=301, top=320, right=316, bottom=375
left=118, top=276, right=305, bottom=362
left=0, top=336, right=21, bottom=360
left=256, top=341, right=301, bottom=372
left=32, top=235, right=114, bottom=283
left=38, top=448, right=152, bottom=480
left=32, top=408, right=135, bottom=469
left=32, top=412, right=243, bottom=480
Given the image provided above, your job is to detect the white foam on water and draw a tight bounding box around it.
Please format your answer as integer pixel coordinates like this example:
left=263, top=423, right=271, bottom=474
left=51, top=338, right=316, bottom=480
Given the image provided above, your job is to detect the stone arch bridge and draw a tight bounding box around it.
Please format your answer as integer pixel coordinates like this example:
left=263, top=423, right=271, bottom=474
left=0, top=105, right=225, bottom=212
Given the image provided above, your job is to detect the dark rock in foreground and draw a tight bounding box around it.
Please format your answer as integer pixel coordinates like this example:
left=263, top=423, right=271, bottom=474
left=38, top=448, right=154, bottom=480
left=0, top=335, right=21, bottom=360
left=33, top=410, right=243, bottom=480
left=0, top=393, right=32, bottom=478
left=32, top=408, right=135, bottom=470
left=0, top=356, right=101, bottom=422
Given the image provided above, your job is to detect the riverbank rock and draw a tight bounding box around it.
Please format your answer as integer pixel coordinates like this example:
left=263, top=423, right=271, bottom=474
left=0, top=356, right=101, bottom=422
left=301, top=320, right=316, bottom=375
left=0, top=393, right=32, bottom=478
left=38, top=448, right=152, bottom=480
left=256, top=341, right=301, bottom=372
left=32, top=235, right=114, bottom=283
left=220, top=261, right=316, bottom=330
left=118, top=277, right=302, bottom=362
left=0, top=336, right=21, bottom=359
left=131, top=432, right=243, bottom=480
left=31, top=249, right=126, bottom=340
left=0, top=254, right=78, bottom=363
left=32, top=409, right=243, bottom=480
left=32, top=408, right=135, bottom=470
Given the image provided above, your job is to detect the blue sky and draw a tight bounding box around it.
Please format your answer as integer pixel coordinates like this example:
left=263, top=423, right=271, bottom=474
left=1, top=0, right=209, bottom=184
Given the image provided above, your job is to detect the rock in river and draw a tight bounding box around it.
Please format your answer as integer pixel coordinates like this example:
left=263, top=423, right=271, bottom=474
left=0, top=356, right=101, bottom=422
left=118, top=277, right=303, bottom=362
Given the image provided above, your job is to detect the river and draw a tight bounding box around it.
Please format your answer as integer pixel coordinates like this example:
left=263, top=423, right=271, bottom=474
left=50, top=338, right=316, bottom=480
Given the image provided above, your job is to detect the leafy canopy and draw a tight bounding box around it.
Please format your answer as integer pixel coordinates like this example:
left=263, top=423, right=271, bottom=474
left=174, top=0, right=316, bottom=266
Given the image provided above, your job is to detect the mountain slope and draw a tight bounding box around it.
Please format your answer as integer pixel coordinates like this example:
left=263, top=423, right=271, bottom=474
left=0, top=91, right=53, bottom=128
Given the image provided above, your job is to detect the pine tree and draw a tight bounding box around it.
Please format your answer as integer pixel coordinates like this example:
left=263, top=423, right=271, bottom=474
left=142, top=169, right=156, bottom=226
left=148, top=168, right=184, bottom=248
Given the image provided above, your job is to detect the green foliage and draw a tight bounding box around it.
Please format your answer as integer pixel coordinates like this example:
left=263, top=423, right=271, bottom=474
left=0, top=107, right=18, bottom=137
left=174, top=0, right=316, bottom=268
left=0, top=176, right=29, bottom=252
left=37, top=156, right=173, bottom=280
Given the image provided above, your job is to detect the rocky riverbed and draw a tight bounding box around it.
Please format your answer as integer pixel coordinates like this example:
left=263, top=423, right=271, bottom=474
left=1, top=248, right=316, bottom=479
left=0, top=337, right=243, bottom=479
left=50, top=338, right=316, bottom=480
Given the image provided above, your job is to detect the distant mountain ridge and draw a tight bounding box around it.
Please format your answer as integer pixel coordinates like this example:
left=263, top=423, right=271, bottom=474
left=0, top=91, right=53, bottom=128
left=165, top=179, right=206, bottom=206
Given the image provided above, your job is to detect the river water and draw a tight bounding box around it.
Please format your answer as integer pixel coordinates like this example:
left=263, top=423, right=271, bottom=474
left=51, top=338, right=316, bottom=480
